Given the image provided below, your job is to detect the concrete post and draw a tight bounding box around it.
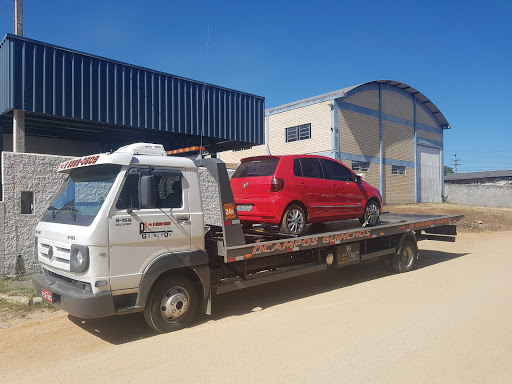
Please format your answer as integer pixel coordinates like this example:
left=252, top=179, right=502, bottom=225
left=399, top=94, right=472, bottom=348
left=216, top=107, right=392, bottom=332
left=13, top=1, right=26, bottom=153
left=13, top=110, right=26, bottom=153
left=15, top=0, right=23, bottom=36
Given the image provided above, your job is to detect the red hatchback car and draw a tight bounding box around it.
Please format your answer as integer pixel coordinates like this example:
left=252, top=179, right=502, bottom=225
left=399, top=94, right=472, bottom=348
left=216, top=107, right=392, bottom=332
left=230, top=155, right=382, bottom=235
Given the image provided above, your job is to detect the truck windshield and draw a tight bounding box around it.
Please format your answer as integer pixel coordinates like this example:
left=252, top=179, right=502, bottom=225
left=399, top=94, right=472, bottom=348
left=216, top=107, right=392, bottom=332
left=41, top=164, right=121, bottom=227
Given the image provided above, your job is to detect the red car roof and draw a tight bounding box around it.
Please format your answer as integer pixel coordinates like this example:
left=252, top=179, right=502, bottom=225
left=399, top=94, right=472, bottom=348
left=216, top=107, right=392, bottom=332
left=240, top=154, right=336, bottom=163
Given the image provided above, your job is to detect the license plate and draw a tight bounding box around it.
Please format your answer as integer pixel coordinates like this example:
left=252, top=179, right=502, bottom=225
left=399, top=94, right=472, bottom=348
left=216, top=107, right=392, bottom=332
left=237, top=204, right=253, bottom=212
left=41, top=288, right=53, bottom=303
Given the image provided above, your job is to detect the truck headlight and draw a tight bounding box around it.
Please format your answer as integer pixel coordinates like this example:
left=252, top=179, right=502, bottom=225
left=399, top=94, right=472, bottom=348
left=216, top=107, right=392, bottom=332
left=70, top=245, right=89, bottom=273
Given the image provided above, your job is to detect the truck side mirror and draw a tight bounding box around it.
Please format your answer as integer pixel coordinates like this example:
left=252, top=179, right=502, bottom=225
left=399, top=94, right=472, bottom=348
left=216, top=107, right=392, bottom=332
left=355, top=175, right=362, bottom=184
left=139, top=175, right=155, bottom=209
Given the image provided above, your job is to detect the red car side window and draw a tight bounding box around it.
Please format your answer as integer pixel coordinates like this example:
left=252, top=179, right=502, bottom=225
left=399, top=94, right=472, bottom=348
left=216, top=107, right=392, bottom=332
left=321, top=159, right=354, bottom=182
left=299, top=158, right=324, bottom=179
left=293, top=159, right=302, bottom=177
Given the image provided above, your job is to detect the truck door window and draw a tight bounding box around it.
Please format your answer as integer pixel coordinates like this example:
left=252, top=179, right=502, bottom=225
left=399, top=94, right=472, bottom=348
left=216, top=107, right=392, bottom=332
left=116, top=174, right=140, bottom=210
left=154, top=174, right=183, bottom=209
left=116, top=169, right=183, bottom=210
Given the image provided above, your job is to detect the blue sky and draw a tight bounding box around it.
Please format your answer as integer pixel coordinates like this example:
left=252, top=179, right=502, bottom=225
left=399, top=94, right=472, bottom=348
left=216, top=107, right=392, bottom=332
left=1, top=0, right=511, bottom=172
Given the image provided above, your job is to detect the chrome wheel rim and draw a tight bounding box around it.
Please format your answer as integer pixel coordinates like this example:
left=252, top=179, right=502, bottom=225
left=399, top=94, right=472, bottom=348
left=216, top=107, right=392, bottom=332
left=160, top=286, right=189, bottom=322
left=365, top=203, right=379, bottom=225
left=401, top=247, right=414, bottom=268
left=287, top=209, right=304, bottom=234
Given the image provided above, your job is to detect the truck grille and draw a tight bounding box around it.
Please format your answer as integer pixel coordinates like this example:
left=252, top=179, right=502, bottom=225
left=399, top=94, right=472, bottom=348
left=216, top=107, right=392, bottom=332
left=38, top=240, right=71, bottom=270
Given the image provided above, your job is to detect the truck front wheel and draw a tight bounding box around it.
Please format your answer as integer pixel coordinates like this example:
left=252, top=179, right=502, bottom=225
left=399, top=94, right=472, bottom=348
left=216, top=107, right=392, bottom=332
left=144, top=274, right=199, bottom=333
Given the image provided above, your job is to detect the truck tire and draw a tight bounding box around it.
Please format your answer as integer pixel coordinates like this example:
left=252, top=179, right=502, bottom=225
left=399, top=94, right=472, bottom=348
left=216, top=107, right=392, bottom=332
left=280, top=204, right=306, bottom=235
left=144, top=274, right=199, bottom=333
left=359, top=200, right=380, bottom=227
left=391, top=240, right=416, bottom=273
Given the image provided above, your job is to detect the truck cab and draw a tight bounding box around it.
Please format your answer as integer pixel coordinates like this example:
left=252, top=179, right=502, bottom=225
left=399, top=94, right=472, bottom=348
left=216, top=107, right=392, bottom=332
left=33, top=143, right=209, bottom=324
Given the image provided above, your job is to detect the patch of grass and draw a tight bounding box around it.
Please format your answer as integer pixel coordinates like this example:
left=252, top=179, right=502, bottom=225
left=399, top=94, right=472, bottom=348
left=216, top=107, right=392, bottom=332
left=0, top=298, right=34, bottom=318
left=0, top=275, right=38, bottom=298
left=0, top=298, right=56, bottom=320
left=0, top=276, right=58, bottom=321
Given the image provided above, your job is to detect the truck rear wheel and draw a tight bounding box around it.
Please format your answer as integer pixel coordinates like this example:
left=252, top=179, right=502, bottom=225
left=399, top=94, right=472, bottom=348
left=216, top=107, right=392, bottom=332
left=391, top=240, right=416, bottom=273
left=144, top=274, right=199, bottom=333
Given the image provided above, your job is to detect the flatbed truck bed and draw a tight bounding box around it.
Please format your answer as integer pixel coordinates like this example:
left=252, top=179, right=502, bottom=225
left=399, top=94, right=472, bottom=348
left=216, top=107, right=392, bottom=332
left=207, top=213, right=463, bottom=294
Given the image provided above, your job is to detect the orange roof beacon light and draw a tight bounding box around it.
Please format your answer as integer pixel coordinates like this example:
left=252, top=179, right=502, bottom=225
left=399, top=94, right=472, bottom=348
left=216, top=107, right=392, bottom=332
left=166, top=146, right=206, bottom=156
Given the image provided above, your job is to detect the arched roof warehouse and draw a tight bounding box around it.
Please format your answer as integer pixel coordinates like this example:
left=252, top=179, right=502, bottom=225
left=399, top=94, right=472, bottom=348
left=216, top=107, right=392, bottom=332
left=267, top=80, right=449, bottom=129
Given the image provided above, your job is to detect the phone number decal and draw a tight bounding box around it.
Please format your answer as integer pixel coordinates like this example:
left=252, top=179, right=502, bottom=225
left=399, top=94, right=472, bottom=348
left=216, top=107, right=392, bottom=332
left=59, top=155, right=100, bottom=170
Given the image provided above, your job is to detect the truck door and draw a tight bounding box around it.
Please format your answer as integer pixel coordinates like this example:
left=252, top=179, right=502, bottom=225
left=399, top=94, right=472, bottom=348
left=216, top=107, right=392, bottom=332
left=108, top=168, right=191, bottom=291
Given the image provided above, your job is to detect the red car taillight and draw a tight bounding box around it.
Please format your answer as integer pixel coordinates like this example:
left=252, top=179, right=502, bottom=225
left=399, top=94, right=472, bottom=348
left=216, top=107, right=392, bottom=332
left=270, top=177, right=285, bottom=192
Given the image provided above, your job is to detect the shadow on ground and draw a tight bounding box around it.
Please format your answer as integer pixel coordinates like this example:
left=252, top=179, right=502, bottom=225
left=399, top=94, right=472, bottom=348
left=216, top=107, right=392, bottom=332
left=70, top=248, right=468, bottom=345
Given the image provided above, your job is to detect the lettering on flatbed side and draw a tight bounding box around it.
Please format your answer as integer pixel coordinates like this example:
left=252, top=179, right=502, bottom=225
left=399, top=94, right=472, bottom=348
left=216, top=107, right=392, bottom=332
left=251, top=231, right=375, bottom=256
left=322, top=230, right=371, bottom=243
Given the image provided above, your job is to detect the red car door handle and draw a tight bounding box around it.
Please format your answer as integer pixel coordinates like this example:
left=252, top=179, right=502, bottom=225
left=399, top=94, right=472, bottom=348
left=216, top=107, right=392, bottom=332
left=332, top=185, right=339, bottom=190
left=300, top=183, right=307, bottom=188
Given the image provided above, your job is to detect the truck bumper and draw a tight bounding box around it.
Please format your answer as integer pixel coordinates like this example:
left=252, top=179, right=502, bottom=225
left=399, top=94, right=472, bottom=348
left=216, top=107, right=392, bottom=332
left=32, top=271, right=115, bottom=319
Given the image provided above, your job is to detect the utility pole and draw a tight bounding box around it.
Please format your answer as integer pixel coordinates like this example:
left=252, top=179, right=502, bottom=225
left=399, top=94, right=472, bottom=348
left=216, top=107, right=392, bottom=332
left=15, top=0, right=23, bottom=36
left=13, top=0, right=25, bottom=153
left=452, top=153, right=461, bottom=173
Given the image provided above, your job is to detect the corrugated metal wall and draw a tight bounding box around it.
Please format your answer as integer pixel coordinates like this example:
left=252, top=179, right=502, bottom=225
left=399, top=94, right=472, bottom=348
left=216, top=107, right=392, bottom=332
left=0, top=34, right=264, bottom=145
left=339, top=109, right=380, bottom=157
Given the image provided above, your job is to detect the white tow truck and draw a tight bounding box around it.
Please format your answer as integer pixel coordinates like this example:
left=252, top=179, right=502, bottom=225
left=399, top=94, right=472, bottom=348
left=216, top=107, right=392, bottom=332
left=33, top=143, right=463, bottom=332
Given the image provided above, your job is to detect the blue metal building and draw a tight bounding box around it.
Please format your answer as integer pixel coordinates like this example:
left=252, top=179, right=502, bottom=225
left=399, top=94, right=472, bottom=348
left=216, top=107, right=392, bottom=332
left=0, top=34, right=265, bottom=152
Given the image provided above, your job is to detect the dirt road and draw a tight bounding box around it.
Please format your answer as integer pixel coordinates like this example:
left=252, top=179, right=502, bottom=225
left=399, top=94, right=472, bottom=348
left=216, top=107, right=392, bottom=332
left=2, top=231, right=512, bottom=384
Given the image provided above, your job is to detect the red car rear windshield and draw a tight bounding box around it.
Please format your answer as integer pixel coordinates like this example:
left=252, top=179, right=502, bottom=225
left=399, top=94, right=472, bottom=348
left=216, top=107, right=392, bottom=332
left=232, top=159, right=279, bottom=178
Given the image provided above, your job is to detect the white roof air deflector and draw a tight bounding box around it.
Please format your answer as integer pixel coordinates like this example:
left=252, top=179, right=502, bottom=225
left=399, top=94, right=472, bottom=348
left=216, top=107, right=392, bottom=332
left=117, top=143, right=167, bottom=157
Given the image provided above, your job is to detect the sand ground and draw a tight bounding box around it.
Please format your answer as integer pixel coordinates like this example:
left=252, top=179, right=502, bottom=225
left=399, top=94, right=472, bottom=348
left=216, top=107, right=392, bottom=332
left=1, top=230, right=511, bottom=383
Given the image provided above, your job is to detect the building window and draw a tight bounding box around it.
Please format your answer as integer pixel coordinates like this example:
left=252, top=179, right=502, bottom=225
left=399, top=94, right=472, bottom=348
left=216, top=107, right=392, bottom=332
left=352, top=161, right=370, bottom=172
left=21, top=191, right=34, bottom=214
left=232, top=146, right=252, bottom=152
left=392, top=165, right=406, bottom=175
left=285, top=123, right=311, bottom=143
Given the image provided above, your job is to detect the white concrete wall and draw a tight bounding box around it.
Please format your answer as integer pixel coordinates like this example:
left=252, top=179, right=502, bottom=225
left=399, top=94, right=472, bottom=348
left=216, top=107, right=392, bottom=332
left=1, top=152, right=74, bottom=275
left=444, top=184, right=512, bottom=207
left=0, top=202, right=5, bottom=274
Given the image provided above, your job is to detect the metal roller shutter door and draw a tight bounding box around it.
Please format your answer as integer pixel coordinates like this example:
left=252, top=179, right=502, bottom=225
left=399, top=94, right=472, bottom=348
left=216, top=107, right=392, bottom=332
left=417, top=145, right=442, bottom=202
